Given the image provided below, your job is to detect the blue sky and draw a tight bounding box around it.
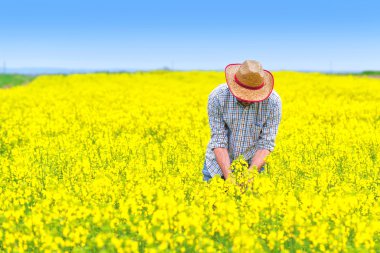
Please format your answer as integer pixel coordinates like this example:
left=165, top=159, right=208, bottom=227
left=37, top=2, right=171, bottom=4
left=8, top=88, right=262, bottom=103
left=1, top=0, right=379, bottom=72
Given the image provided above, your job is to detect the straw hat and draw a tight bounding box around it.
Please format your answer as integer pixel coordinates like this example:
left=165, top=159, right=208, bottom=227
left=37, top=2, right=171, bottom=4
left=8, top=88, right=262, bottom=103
left=225, top=60, right=274, bottom=102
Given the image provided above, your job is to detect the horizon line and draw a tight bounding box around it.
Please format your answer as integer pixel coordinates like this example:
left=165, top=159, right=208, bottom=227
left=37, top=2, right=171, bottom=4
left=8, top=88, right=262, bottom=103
left=1, top=66, right=376, bottom=75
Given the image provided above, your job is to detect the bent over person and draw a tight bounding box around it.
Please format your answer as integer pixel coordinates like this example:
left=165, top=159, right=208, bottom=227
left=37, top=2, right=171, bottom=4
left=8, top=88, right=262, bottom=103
left=202, top=60, right=282, bottom=182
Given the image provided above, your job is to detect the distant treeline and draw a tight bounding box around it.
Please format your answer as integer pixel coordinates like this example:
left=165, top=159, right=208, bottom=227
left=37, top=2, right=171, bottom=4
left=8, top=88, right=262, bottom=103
left=360, top=71, right=380, bottom=75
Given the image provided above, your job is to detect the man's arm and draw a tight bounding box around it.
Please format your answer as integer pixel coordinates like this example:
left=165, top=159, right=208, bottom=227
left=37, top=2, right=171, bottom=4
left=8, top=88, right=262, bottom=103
left=249, top=101, right=282, bottom=171
left=249, top=149, right=270, bottom=171
left=214, top=148, right=232, bottom=179
left=207, top=93, right=231, bottom=179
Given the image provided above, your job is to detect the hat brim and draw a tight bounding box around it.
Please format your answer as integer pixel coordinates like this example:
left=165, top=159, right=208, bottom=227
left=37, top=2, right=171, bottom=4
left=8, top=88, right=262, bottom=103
left=225, top=63, right=274, bottom=102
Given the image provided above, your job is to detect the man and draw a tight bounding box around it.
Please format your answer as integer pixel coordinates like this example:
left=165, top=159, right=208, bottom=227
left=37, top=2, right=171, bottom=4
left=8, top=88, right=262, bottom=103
left=202, top=60, right=282, bottom=182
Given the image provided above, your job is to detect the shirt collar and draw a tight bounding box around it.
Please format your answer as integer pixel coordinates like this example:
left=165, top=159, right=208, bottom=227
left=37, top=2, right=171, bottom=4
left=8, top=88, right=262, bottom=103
left=234, top=96, right=254, bottom=108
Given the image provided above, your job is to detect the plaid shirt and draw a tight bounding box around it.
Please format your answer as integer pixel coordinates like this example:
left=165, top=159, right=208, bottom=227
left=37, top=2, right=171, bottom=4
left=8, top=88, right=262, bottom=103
left=205, top=83, right=282, bottom=178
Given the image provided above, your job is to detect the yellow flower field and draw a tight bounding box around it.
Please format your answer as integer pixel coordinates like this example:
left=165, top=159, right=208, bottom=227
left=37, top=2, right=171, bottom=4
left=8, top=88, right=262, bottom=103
left=0, top=71, right=379, bottom=252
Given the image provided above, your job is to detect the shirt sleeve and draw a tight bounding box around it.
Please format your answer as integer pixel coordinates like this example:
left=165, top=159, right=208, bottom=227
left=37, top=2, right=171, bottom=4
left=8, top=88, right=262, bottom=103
left=256, top=101, right=282, bottom=152
left=208, top=94, right=228, bottom=150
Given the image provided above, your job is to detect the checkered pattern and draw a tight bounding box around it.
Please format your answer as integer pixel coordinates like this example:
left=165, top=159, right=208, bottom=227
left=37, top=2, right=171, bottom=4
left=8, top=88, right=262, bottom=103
left=205, top=83, right=282, bottom=178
